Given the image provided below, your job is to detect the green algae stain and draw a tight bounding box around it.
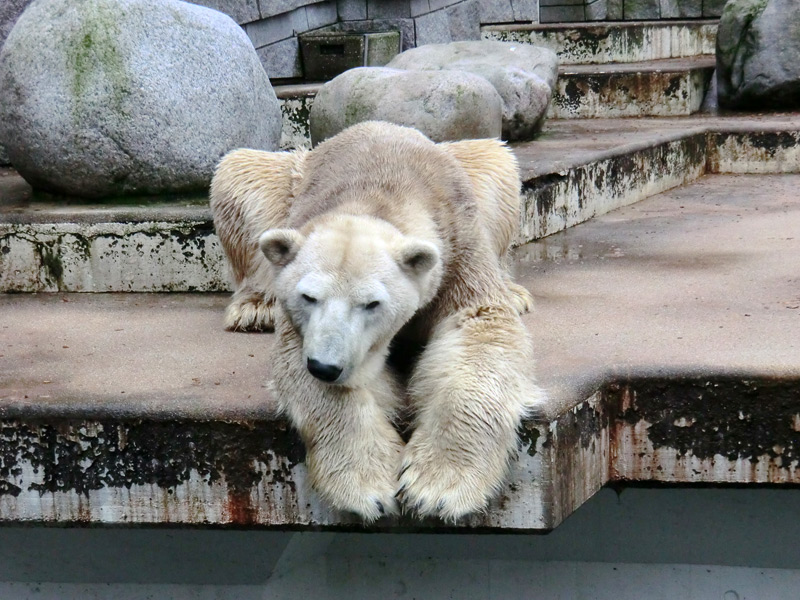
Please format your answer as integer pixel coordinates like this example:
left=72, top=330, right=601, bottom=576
left=67, top=2, right=130, bottom=121
left=35, top=243, right=64, bottom=288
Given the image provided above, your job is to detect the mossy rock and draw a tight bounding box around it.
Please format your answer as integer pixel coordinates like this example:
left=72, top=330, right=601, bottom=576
left=0, top=0, right=281, bottom=199
left=310, top=67, right=502, bottom=146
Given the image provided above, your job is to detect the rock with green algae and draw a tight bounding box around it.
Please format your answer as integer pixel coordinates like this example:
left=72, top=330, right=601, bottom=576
left=387, top=41, right=558, bottom=141
left=716, top=0, right=800, bottom=109
left=309, top=67, right=503, bottom=146
left=0, top=0, right=281, bottom=199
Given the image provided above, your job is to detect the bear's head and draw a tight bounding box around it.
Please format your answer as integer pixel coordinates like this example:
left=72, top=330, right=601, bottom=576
left=259, top=214, right=442, bottom=386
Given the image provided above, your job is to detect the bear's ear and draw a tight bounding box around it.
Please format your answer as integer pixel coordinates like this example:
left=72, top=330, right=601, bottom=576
left=397, top=240, right=440, bottom=276
left=259, top=229, right=306, bottom=267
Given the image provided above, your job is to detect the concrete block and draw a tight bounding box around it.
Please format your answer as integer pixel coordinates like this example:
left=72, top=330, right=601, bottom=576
left=550, top=62, right=714, bottom=119
left=540, top=0, right=583, bottom=5
left=337, top=0, right=367, bottom=19
left=479, top=0, right=515, bottom=23
left=279, top=92, right=315, bottom=150
left=190, top=0, right=260, bottom=24
left=259, top=0, right=319, bottom=19
left=660, top=0, right=701, bottom=17
left=334, top=18, right=416, bottom=49
left=539, top=5, right=585, bottom=21
left=414, top=9, right=451, bottom=44
left=607, top=0, right=623, bottom=19
left=446, top=0, right=482, bottom=40
left=624, top=0, right=660, bottom=18
left=410, top=0, right=431, bottom=16
left=368, top=0, right=411, bottom=18
left=366, top=30, right=403, bottom=64
left=414, top=1, right=483, bottom=44
left=300, top=31, right=401, bottom=79
left=484, top=20, right=718, bottom=63
left=257, top=36, right=303, bottom=78
left=586, top=0, right=607, bottom=19
left=245, top=8, right=309, bottom=47
left=306, top=0, right=337, bottom=29
left=511, top=0, right=539, bottom=21
left=429, top=0, right=465, bottom=10
left=702, top=0, right=725, bottom=17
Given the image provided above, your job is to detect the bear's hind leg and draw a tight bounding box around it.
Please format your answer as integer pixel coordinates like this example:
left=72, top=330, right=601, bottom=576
left=224, top=282, right=275, bottom=332
left=398, top=305, right=545, bottom=521
left=210, top=149, right=306, bottom=333
left=506, top=280, right=534, bottom=315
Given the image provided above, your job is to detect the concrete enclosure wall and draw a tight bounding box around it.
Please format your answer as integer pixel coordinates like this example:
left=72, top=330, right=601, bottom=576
left=540, top=0, right=725, bottom=22
left=0, top=0, right=726, bottom=83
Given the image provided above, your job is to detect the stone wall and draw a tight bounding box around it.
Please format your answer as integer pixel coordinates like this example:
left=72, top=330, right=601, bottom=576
left=192, top=0, right=339, bottom=78
left=192, top=0, right=497, bottom=80
left=540, top=0, right=725, bottom=22
left=0, top=0, right=724, bottom=85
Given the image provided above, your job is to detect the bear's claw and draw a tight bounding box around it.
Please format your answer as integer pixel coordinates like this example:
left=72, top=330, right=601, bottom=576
left=507, top=282, right=534, bottom=315
left=224, top=295, right=275, bottom=332
left=347, top=493, right=399, bottom=522
left=396, top=450, right=501, bottom=522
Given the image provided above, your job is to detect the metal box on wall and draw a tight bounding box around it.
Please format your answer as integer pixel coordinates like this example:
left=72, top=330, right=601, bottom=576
left=299, top=31, right=401, bottom=81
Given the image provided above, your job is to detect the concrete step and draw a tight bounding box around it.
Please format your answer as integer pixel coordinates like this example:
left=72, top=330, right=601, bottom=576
left=3, top=114, right=799, bottom=293
left=1, top=172, right=798, bottom=530
left=482, top=19, right=718, bottom=65
left=275, top=57, right=715, bottom=149
left=549, top=56, right=715, bottom=119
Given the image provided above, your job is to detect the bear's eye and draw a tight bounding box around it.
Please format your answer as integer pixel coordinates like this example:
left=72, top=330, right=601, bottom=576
left=301, top=294, right=317, bottom=304
left=365, top=301, right=380, bottom=310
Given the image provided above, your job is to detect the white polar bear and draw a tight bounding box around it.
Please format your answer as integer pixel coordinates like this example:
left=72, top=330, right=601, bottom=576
left=210, top=121, right=546, bottom=521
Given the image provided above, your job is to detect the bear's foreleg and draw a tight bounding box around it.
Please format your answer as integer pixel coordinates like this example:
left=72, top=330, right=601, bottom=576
left=398, top=305, right=546, bottom=521
left=272, top=322, right=405, bottom=521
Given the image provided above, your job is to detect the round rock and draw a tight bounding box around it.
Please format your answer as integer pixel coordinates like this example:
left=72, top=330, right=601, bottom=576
left=717, top=0, right=800, bottom=109
left=387, top=41, right=559, bottom=141
left=310, top=67, right=503, bottom=145
left=0, top=0, right=282, bottom=198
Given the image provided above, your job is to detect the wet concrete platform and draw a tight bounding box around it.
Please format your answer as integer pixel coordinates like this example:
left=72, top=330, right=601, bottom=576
left=1, top=173, right=798, bottom=530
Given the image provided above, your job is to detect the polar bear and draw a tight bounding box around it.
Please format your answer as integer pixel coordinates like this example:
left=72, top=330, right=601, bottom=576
left=210, top=121, right=545, bottom=521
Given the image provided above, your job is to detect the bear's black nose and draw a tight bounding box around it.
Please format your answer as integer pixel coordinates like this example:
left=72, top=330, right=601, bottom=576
left=307, top=358, right=343, bottom=382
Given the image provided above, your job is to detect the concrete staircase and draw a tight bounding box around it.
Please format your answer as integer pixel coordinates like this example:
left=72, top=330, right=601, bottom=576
left=276, top=19, right=719, bottom=149
left=2, top=18, right=800, bottom=532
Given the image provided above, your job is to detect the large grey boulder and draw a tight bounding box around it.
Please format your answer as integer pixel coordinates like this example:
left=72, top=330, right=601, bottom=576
left=309, top=67, right=503, bottom=145
left=717, top=0, right=800, bottom=109
left=0, top=0, right=32, bottom=50
left=387, top=41, right=559, bottom=141
left=0, top=0, right=281, bottom=199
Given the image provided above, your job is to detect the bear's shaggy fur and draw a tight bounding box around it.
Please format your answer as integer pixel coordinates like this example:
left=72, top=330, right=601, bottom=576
left=210, top=122, right=545, bottom=521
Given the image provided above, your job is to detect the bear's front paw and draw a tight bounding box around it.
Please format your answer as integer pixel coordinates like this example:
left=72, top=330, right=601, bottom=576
left=318, top=477, right=400, bottom=522
left=224, top=294, right=275, bottom=332
left=396, top=439, right=507, bottom=522
left=307, top=433, right=404, bottom=522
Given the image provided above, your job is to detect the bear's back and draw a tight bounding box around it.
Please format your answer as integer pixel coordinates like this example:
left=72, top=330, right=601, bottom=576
left=287, top=122, right=479, bottom=243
